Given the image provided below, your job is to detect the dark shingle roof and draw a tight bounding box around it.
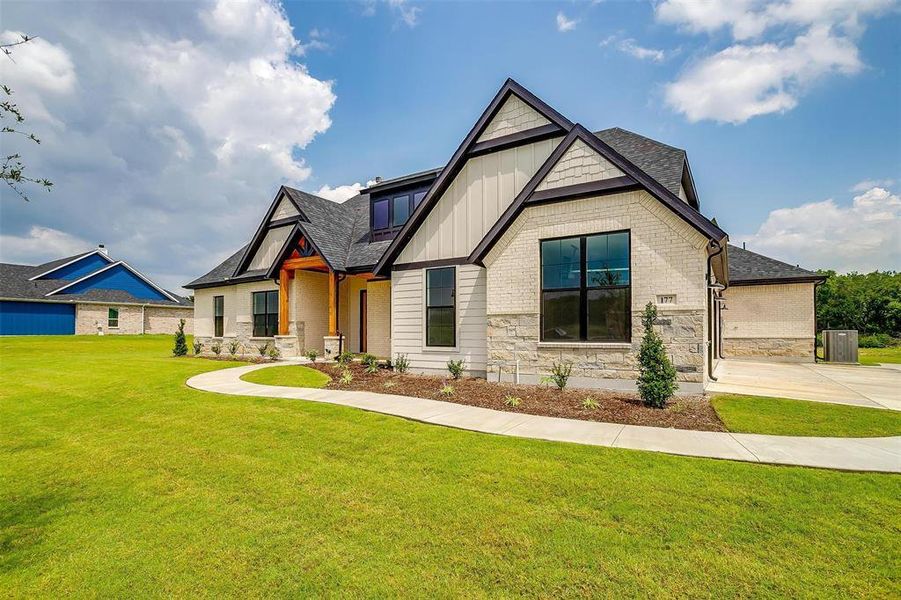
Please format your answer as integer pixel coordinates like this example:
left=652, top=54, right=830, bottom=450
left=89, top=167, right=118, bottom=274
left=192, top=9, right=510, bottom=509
left=595, top=127, right=685, bottom=197
left=188, top=127, right=698, bottom=287
left=0, top=258, right=192, bottom=307
left=728, top=245, right=825, bottom=284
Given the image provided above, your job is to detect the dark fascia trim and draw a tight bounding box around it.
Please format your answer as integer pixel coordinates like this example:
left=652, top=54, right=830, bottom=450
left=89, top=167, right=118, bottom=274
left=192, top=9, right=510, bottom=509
left=730, top=275, right=826, bottom=286
left=391, top=257, right=469, bottom=272
left=467, top=123, right=563, bottom=158
left=184, top=274, right=269, bottom=290
left=263, top=222, right=336, bottom=279
left=527, top=176, right=640, bottom=206
left=373, top=78, right=575, bottom=276
left=469, top=124, right=728, bottom=265
left=363, top=169, right=442, bottom=194
left=233, top=186, right=309, bottom=277
left=681, top=158, right=700, bottom=210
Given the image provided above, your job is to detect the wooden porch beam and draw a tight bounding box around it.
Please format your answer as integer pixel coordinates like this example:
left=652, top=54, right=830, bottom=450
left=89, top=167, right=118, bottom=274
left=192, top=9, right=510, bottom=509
left=278, top=268, right=290, bottom=336
left=328, top=269, right=337, bottom=336
left=282, top=256, right=328, bottom=271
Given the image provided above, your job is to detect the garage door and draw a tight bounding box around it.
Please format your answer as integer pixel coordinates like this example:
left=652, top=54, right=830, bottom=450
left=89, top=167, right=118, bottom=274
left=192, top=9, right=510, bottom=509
left=0, top=301, right=76, bottom=335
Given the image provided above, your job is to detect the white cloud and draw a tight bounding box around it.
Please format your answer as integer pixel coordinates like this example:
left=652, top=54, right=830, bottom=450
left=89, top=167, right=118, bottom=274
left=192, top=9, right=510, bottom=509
left=658, top=0, right=894, bottom=123
left=315, top=179, right=380, bottom=202
left=851, top=178, right=895, bottom=192
left=388, top=0, right=421, bottom=28
left=556, top=12, right=579, bottom=32
left=618, top=38, right=666, bottom=62
left=736, top=186, right=901, bottom=273
left=0, top=0, right=336, bottom=292
left=0, top=226, right=90, bottom=264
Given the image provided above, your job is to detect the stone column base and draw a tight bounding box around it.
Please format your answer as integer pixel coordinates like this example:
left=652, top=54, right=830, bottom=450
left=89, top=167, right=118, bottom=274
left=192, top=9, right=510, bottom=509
left=323, top=335, right=342, bottom=359
left=274, top=335, right=300, bottom=358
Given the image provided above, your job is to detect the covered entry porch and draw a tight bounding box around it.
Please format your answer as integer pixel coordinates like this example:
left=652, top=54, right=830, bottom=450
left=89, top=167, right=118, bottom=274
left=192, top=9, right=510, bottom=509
left=272, top=251, right=390, bottom=359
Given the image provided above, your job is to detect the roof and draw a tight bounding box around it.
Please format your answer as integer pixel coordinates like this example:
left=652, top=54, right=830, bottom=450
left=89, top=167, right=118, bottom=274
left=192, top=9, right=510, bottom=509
left=727, top=245, right=825, bottom=285
left=0, top=253, right=192, bottom=307
left=595, top=128, right=687, bottom=199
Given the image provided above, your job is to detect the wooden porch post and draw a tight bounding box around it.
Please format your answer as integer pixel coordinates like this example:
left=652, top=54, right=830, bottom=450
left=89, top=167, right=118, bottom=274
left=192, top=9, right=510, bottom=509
left=328, top=269, right=337, bottom=336
left=278, top=268, right=290, bottom=336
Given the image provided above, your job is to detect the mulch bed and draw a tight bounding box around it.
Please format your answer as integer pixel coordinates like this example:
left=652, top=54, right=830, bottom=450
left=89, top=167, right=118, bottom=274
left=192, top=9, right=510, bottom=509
left=305, top=362, right=726, bottom=432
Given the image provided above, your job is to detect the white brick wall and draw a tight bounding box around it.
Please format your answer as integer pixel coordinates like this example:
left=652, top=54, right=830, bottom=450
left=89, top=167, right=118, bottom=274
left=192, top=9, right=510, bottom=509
left=535, top=139, right=624, bottom=191
left=367, top=280, right=391, bottom=358
left=723, top=283, right=815, bottom=339
left=76, top=303, right=192, bottom=335
left=477, top=94, right=550, bottom=142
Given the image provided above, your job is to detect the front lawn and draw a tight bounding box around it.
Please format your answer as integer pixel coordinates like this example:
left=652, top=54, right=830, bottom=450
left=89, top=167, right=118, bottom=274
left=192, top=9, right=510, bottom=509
left=2, top=336, right=899, bottom=597
left=712, top=394, right=901, bottom=437
left=241, top=363, right=331, bottom=388
left=859, top=346, right=901, bottom=365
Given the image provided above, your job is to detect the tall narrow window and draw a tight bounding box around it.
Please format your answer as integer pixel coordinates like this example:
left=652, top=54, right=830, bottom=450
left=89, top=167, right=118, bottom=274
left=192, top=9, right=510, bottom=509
left=252, top=290, right=279, bottom=337
left=108, top=307, right=119, bottom=328
left=425, top=267, right=455, bottom=347
left=372, top=199, right=389, bottom=230
left=392, top=194, right=410, bottom=227
left=413, top=191, right=426, bottom=208
left=540, top=231, right=630, bottom=343
left=213, top=295, right=224, bottom=337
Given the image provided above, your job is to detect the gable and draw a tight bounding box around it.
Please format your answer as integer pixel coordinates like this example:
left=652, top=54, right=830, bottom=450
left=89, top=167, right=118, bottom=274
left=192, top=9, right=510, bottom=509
left=477, top=94, right=551, bottom=143
left=272, top=194, right=299, bottom=220
left=54, top=264, right=169, bottom=301
left=396, top=137, right=560, bottom=264
left=32, top=252, right=112, bottom=281
left=535, top=139, right=625, bottom=191
left=247, top=225, right=293, bottom=271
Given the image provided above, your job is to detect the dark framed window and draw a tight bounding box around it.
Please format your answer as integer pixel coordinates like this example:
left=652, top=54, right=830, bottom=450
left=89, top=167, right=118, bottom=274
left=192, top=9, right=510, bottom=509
left=540, top=231, right=630, bottom=343
left=252, top=290, right=279, bottom=337
left=213, top=295, right=224, bottom=337
left=392, top=195, right=410, bottom=227
left=370, top=185, right=431, bottom=240
left=108, top=307, right=119, bottom=328
left=425, top=267, right=455, bottom=347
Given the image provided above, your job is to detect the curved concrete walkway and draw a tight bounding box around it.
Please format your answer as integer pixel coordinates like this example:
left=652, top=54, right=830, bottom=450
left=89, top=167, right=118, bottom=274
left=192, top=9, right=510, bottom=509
left=187, top=363, right=901, bottom=473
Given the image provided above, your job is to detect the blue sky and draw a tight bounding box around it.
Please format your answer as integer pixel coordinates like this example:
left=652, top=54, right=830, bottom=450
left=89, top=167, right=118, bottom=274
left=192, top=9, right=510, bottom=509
left=1, top=0, right=899, bottom=291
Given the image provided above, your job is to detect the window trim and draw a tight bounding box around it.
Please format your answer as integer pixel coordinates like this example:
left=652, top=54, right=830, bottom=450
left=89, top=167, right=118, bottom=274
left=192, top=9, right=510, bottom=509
left=213, top=295, right=224, bottom=338
left=539, top=230, right=632, bottom=344
left=108, top=307, right=119, bottom=329
left=251, top=290, right=279, bottom=338
left=423, top=266, right=456, bottom=349
left=369, top=185, right=431, bottom=241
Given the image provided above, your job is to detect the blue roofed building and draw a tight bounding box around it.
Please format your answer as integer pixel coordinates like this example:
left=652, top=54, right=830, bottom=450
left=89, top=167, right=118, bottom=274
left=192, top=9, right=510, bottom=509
left=0, top=245, right=193, bottom=336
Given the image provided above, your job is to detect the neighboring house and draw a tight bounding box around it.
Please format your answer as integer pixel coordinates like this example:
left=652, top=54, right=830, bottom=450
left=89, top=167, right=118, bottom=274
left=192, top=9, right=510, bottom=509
left=0, top=246, right=193, bottom=336
left=186, top=79, right=824, bottom=392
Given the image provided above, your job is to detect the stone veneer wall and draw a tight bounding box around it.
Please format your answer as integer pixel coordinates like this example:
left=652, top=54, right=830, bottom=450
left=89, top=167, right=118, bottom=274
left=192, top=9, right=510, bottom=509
left=75, top=304, right=193, bottom=335
left=483, top=189, right=709, bottom=385
left=721, top=282, right=816, bottom=362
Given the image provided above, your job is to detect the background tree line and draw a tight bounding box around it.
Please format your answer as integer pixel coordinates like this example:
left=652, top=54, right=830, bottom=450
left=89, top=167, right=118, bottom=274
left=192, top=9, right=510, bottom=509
left=816, top=270, right=901, bottom=345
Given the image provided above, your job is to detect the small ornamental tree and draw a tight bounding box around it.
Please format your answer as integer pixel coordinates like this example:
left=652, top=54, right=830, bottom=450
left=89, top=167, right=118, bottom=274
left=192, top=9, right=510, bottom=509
left=173, top=319, right=188, bottom=357
left=637, top=302, right=678, bottom=408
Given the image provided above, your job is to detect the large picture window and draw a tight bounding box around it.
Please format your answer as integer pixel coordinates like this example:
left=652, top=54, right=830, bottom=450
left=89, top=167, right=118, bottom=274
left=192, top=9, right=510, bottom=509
left=540, top=231, right=630, bottom=343
left=252, top=290, right=279, bottom=338
left=213, top=295, right=224, bottom=337
left=425, top=267, right=455, bottom=347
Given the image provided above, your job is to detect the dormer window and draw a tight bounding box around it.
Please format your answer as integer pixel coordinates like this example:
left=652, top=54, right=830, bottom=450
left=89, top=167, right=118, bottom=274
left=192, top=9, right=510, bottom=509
left=370, top=185, right=431, bottom=241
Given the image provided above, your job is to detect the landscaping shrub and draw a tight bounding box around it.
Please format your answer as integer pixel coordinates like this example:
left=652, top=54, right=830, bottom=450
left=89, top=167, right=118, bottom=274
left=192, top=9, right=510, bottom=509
left=439, top=384, right=455, bottom=396
left=543, top=361, right=572, bottom=391
left=582, top=396, right=599, bottom=410
left=361, top=353, right=378, bottom=373
left=446, top=359, right=465, bottom=379
left=267, top=345, right=281, bottom=361
left=339, top=369, right=353, bottom=385
left=211, top=341, right=222, bottom=356
left=192, top=340, right=203, bottom=355
left=503, top=395, right=521, bottom=407
left=365, top=362, right=379, bottom=374
left=336, top=351, right=354, bottom=365
left=172, top=319, right=188, bottom=356
left=859, top=333, right=897, bottom=348
left=637, top=302, right=678, bottom=408
left=394, top=353, right=410, bottom=373
left=304, top=349, right=319, bottom=363
left=227, top=340, right=241, bottom=357
left=257, top=342, right=270, bottom=358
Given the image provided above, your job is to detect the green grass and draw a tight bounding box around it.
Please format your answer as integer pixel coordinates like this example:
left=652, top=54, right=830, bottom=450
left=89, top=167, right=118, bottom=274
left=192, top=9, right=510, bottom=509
left=712, top=394, right=901, bottom=437
left=859, top=346, right=901, bottom=365
left=2, top=336, right=900, bottom=597
left=241, top=364, right=331, bottom=388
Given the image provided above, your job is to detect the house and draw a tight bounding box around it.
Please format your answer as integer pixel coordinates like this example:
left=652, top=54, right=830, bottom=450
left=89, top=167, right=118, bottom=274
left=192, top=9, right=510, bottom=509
left=186, top=79, right=824, bottom=392
left=0, top=245, right=193, bottom=336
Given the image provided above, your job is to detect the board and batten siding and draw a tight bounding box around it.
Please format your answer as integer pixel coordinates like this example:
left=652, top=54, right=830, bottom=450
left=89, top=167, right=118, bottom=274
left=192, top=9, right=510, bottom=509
left=391, top=264, right=487, bottom=375
left=247, top=225, right=292, bottom=272
left=396, top=138, right=561, bottom=264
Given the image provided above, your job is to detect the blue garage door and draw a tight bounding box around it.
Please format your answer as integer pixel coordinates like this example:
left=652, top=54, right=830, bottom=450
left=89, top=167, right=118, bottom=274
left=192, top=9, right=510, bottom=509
left=0, top=301, right=76, bottom=335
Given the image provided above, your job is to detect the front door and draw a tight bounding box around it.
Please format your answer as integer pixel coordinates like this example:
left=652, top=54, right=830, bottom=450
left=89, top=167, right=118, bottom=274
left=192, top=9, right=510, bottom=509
left=359, top=290, right=368, bottom=353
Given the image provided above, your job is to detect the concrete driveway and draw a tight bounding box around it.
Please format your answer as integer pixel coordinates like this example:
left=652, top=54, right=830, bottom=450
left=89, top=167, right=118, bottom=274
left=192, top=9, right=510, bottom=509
left=708, top=360, right=901, bottom=410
